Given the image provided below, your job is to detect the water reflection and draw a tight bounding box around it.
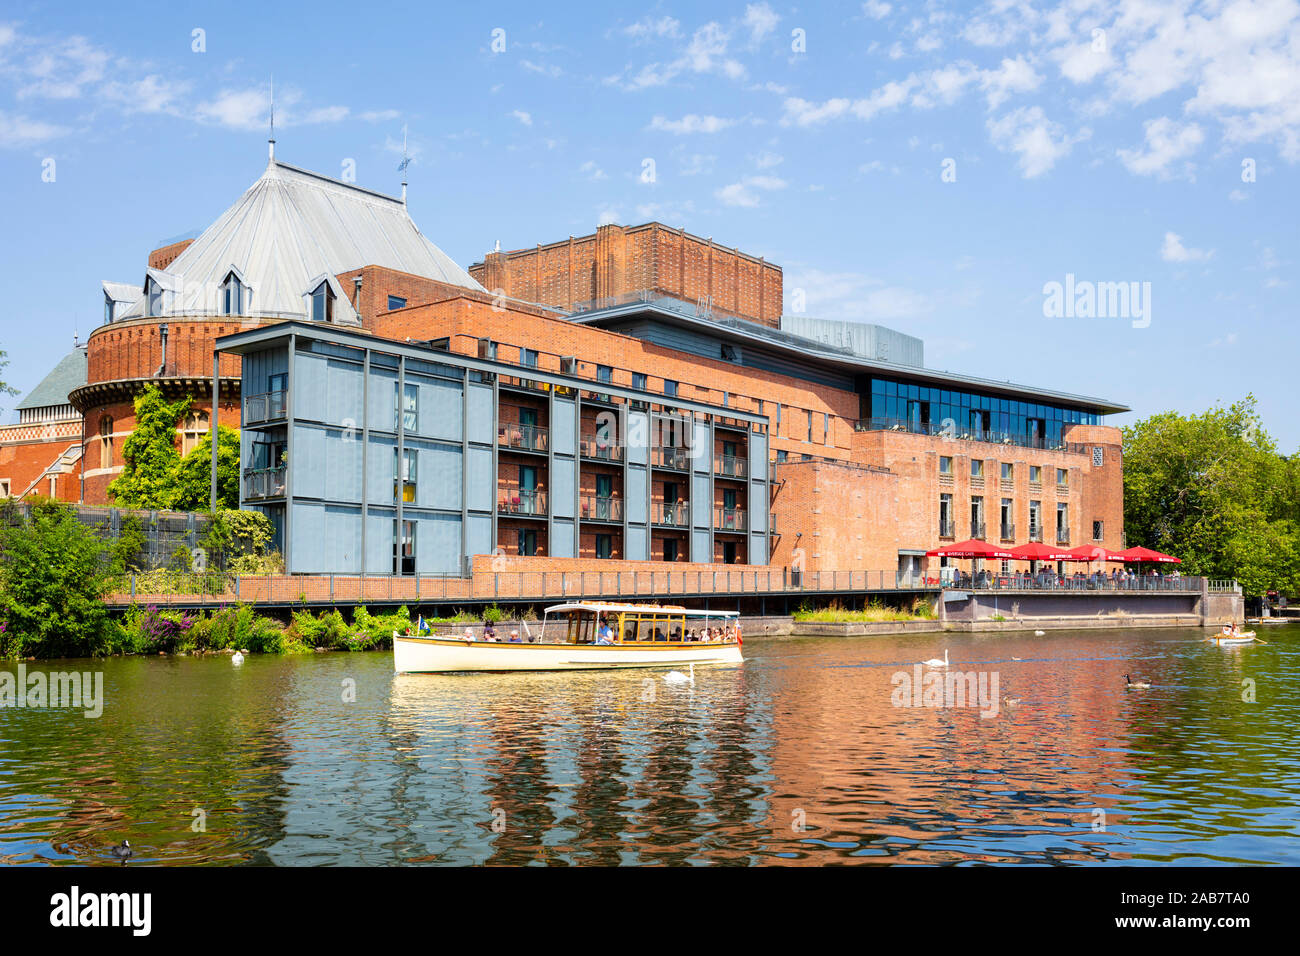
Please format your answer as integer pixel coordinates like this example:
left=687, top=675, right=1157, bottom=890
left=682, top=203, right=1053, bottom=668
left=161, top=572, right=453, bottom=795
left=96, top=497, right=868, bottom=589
left=1, top=625, right=1297, bottom=865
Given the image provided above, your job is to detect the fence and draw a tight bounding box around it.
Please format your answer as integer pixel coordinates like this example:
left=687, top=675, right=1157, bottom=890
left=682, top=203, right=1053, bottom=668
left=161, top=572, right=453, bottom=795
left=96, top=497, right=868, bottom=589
left=2, top=500, right=210, bottom=572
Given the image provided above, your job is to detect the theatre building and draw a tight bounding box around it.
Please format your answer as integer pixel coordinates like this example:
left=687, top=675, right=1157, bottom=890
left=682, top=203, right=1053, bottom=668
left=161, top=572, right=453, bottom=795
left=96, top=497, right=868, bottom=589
left=6, top=152, right=1128, bottom=580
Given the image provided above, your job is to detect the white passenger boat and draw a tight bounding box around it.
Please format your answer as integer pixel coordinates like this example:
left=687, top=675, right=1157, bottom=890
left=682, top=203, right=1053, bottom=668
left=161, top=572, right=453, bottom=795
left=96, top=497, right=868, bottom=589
left=393, top=602, right=744, bottom=673
left=1210, top=627, right=1258, bottom=645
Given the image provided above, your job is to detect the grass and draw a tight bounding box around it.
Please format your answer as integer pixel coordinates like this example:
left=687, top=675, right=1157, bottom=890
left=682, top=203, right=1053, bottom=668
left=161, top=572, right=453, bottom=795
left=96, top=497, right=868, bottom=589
left=793, top=599, right=937, bottom=623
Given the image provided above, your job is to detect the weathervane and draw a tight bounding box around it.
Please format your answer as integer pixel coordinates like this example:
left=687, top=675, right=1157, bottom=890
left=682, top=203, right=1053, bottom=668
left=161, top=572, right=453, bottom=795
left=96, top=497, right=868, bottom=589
left=268, top=74, right=276, bottom=161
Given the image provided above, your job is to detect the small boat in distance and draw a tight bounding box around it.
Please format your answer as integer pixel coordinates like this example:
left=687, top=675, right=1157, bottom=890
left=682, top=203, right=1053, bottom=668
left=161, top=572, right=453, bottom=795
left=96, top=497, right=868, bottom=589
left=1210, top=624, right=1259, bottom=646
left=394, top=602, right=744, bottom=673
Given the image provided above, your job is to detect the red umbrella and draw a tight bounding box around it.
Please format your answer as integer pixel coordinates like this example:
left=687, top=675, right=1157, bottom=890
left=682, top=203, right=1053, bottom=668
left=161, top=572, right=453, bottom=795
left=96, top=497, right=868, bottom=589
left=1067, top=545, right=1127, bottom=563
left=926, top=539, right=1017, bottom=559
left=1010, top=542, right=1080, bottom=562
left=1119, top=546, right=1181, bottom=564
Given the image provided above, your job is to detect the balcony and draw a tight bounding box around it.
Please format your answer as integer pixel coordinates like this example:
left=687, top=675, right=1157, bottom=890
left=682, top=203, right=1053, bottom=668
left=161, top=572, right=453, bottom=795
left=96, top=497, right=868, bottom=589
left=1029, top=525, right=1043, bottom=542
left=652, top=500, right=690, bottom=528
left=498, top=489, right=548, bottom=517
left=244, top=390, right=286, bottom=426
left=715, top=507, right=747, bottom=533
left=499, top=422, right=549, bottom=454
left=244, top=466, right=286, bottom=500
left=939, top=518, right=955, bottom=538
left=715, top=455, right=748, bottom=479
left=1056, top=526, right=1071, bottom=545
left=579, top=433, right=622, bottom=462
left=970, top=520, right=986, bottom=540
left=580, top=495, right=623, bottom=522
left=1000, top=522, right=1016, bottom=542
left=651, top=446, right=693, bottom=471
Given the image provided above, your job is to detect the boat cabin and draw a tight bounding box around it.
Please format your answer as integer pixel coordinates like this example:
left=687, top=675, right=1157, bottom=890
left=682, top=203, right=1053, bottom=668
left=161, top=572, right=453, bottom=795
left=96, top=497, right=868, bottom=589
left=543, top=603, right=740, bottom=645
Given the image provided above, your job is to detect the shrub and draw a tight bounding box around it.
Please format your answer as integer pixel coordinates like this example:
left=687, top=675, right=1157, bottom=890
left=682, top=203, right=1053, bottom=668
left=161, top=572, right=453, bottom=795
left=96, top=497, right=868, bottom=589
left=120, top=603, right=197, bottom=654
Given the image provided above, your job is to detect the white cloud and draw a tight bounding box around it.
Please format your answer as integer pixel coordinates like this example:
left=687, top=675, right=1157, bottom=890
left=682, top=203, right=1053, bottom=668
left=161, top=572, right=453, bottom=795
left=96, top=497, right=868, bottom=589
left=521, top=59, right=563, bottom=78
left=754, top=150, right=783, bottom=168
left=1161, top=231, right=1213, bottom=263
left=785, top=268, right=932, bottom=320
left=716, top=174, right=787, bottom=207
left=862, top=1, right=892, bottom=20
left=980, top=56, right=1042, bottom=109
left=579, top=160, right=607, bottom=181
left=622, top=16, right=682, bottom=41
left=610, top=21, right=745, bottom=90
left=509, top=109, right=533, bottom=126
left=196, top=88, right=269, bottom=130
left=679, top=153, right=716, bottom=175
left=987, top=106, right=1087, bottom=178
left=649, top=113, right=737, bottom=134
left=100, top=74, right=190, bottom=115
left=1117, top=117, right=1204, bottom=176
left=743, top=3, right=780, bottom=46
left=0, top=108, right=70, bottom=147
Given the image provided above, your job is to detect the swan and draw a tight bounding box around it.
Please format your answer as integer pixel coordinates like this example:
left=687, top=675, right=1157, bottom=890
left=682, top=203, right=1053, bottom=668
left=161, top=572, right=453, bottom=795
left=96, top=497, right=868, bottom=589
left=110, top=840, right=132, bottom=861
left=1124, top=674, right=1151, bottom=689
left=663, top=663, right=695, bottom=685
left=231, top=650, right=244, bottom=666
left=1011, top=656, right=1024, bottom=661
left=922, top=649, right=949, bottom=667
left=1034, top=630, right=1046, bottom=636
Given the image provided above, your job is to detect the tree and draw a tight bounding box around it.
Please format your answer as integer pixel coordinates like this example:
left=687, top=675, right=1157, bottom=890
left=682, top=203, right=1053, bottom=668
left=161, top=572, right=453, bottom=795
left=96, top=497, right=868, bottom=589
left=0, top=349, right=18, bottom=414
left=174, top=425, right=241, bottom=511
left=107, top=385, right=192, bottom=509
left=1123, top=395, right=1300, bottom=597
left=0, top=497, right=113, bottom=658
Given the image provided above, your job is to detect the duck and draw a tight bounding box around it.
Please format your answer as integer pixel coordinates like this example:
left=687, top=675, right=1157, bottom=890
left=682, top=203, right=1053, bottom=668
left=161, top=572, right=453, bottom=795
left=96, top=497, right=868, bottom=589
left=663, top=662, right=695, bottom=685
left=231, top=650, right=245, bottom=666
left=921, top=649, right=949, bottom=667
left=1002, top=696, right=1022, bottom=706
left=1034, top=629, right=1046, bottom=636
left=110, top=840, right=132, bottom=862
left=1124, top=674, right=1151, bottom=689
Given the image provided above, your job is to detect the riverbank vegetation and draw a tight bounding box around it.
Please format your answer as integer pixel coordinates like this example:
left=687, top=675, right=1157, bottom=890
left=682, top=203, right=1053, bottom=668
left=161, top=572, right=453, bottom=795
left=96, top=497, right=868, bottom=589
left=793, top=599, right=937, bottom=623
left=1123, top=396, right=1299, bottom=598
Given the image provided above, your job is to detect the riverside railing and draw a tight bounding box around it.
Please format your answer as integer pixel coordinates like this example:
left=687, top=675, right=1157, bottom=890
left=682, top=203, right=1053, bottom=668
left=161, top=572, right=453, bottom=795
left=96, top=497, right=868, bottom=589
left=105, top=570, right=1216, bottom=607
left=946, top=572, right=1204, bottom=593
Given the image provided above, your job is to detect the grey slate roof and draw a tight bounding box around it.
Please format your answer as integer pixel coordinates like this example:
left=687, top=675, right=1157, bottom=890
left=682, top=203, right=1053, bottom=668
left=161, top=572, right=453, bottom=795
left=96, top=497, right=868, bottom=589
left=119, top=158, right=485, bottom=322
left=16, top=348, right=87, bottom=410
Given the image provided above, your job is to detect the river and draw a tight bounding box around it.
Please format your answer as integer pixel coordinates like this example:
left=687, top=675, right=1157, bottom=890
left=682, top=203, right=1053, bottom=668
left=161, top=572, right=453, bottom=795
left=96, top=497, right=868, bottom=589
left=1, top=624, right=1296, bottom=865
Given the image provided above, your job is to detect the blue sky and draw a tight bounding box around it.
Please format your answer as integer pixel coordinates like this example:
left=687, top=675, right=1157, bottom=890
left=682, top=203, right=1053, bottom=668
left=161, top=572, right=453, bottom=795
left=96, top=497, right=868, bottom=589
left=2, top=1, right=1297, bottom=449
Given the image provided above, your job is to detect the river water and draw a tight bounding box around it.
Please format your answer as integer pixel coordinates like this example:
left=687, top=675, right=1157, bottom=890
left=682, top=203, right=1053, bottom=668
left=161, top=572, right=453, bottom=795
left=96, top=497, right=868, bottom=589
left=1, top=625, right=1297, bottom=866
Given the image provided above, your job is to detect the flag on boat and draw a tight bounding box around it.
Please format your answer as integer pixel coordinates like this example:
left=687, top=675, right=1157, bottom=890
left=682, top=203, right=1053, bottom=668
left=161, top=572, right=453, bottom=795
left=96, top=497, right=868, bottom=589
left=417, top=615, right=430, bottom=634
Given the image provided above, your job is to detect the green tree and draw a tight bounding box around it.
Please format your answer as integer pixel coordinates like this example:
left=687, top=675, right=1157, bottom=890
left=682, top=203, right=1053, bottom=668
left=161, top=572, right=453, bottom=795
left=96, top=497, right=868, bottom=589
left=1123, top=395, right=1300, bottom=597
left=173, top=425, right=241, bottom=511
left=0, top=497, right=113, bottom=658
left=0, top=349, right=18, bottom=414
left=107, top=385, right=192, bottom=509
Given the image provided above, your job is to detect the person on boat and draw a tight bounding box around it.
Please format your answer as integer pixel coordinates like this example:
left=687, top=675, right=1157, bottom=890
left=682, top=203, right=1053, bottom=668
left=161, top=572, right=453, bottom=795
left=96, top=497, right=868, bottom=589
left=596, top=621, right=614, bottom=645
left=483, top=619, right=496, bottom=641
left=509, top=630, right=521, bottom=643
left=464, top=627, right=476, bottom=642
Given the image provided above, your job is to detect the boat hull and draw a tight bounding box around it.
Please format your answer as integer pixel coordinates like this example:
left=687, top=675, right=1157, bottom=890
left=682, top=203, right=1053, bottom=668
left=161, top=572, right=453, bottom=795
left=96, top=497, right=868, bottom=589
left=1211, top=633, right=1257, bottom=645
left=393, top=634, right=744, bottom=673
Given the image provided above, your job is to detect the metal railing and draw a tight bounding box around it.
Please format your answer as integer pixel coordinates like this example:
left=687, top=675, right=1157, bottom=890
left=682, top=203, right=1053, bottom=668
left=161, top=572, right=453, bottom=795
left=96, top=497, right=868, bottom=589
left=715, top=507, right=747, bottom=532
left=102, top=568, right=1214, bottom=608
left=244, top=390, right=287, bottom=425
left=498, top=422, right=549, bottom=453
left=579, top=433, right=622, bottom=461
left=243, top=466, right=286, bottom=499
left=498, top=489, right=548, bottom=516
left=999, top=522, right=1016, bottom=541
left=651, top=446, right=693, bottom=471
left=853, top=416, right=1091, bottom=455
left=1028, top=526, right=1043, bottom=542
left=939, top=519, right=955, bottom=538
left=970, top=520, right=986, bottom=540
left=580, top=495, right=623, bottom=522
left=652, top=500, right=690, bottom=527
left=715, top=455, right=748, bottom=479
left=1056, top=527, right=1071, bottom=545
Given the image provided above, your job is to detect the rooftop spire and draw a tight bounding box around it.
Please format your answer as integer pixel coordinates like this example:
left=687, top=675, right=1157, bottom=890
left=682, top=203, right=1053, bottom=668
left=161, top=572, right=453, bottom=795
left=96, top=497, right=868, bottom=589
left=397, top=124, right=411, bottom=204
left=268, top=74, right=276, bottom=162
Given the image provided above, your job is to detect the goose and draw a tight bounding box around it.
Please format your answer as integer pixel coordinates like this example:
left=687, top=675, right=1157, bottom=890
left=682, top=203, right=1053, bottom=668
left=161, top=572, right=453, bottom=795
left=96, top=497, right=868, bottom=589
left=1034, top=630, right=1046, bottom=636
left=663, top=663, right=695, bottom=685
left=1124, top=674, right=1151, bottom=689
left=922, top=649, right=949, bottom=667
left=231, top=650, right=245, bottom=666
left=110, top=840, right=132, bottom=862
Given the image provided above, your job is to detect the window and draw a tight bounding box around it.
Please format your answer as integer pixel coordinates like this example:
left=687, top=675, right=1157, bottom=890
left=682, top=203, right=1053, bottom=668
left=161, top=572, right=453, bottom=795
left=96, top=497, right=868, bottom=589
left=394, top=447, right=417, bottom=502
left=1001, top=462, right=1013, bottom=480
left=596, top=365, right=612, bottom=384
left=595, top=534, right=612, bottom=559
left=387, top=295, right=407, bottom=310
left=663, top=379, right=678, bottom=398
left=310, top=281, right=335, bottom=323
left=396, top=382, right=418, bottom=431
left=518, top=529, right=539, bottom=557
left=521, top=348, right=538, bottom=368
left=823, top=413, right=830, bottom=444
left=939, top=456, right=953, bottom=475
left=632, top=372, right=647, bottom=390
left=1093, top=520, right=1104, bottom=541
left=1029, top=500, right=1042, bottom=539
left=99, top=416, right=113, bottom=470
left=1029, top=465, right=1042, bottom=484
left=145, top=277, right=162, bottom=317
left=104, top=292, right=114, bottom=325
left=181, top=410, right=209, bottom=454
left=221, top=272, right=243, bottom=316
left=393, top=520, right=416, bottom=574
left=663, top=539, right=679, bottom=562
left=776, top=450, right=788, bottom=463
left=971, top=459, right=984, bottom=478
left=807, top=410, right=813, bottom=442
left=1056, top=468, right=1068, bottom=486
left=939, top=493, right=953, bottom=536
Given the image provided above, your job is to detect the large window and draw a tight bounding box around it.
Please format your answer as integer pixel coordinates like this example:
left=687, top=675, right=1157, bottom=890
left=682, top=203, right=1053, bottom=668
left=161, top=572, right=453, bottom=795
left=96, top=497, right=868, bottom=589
left=98, top=416, right=113, bottom=470
left=221, top=272, right=243, bottom=316
left=395, top=382, right=418, bottom=432
left=939, top=455, right=952, bottom=475
left=145, top=278, right=162, bottom=317
left=181, top=410, right=209, bottom=454
left=393, top=520, right=415, bottom=574
left=394, top=447, right=417, bottom=502
left=310, top=281, right=335, bottom=323
left=595, top=534, right=612, bottom=559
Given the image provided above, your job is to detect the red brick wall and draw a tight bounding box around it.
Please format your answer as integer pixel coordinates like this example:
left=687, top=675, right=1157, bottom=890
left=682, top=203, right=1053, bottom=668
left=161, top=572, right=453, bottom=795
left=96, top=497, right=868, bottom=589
left=148, top=239, right=194, bottom=271
left=87, top=318, right=244, bottom=383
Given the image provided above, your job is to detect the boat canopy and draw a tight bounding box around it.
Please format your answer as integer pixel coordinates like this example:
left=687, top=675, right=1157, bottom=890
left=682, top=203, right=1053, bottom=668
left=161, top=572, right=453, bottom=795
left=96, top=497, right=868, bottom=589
left=543, top=602, right=739, bottom=618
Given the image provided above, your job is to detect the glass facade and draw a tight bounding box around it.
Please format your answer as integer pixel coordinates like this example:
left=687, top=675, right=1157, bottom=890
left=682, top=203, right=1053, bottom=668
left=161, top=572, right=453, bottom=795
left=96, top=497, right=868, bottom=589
left=866, top=376, right=1100, bottom=450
